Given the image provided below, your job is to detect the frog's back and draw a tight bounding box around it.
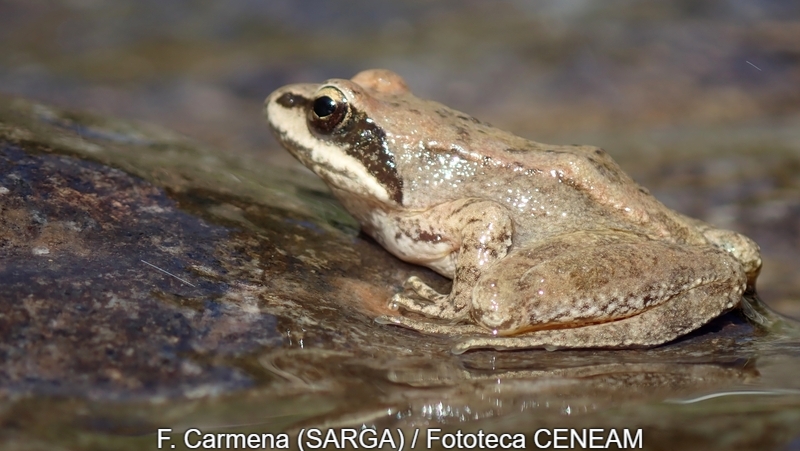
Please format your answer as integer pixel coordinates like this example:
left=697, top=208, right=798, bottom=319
left=403, top=122, right=706, bottom=248
left=387, top=101, right=702, bottom=246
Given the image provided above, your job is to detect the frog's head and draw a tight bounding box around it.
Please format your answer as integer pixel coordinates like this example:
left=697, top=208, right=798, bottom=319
left=264, top=69, right=412, bottom=208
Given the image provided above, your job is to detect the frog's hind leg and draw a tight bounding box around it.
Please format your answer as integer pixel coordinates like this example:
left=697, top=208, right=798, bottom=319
left=451, top=276, right=744, bottom=354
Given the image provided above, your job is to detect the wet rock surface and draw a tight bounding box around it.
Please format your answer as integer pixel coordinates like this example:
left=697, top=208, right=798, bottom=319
left=0, top=143, right=248, bottom=398
left=0, top=95, right=411, bottom=400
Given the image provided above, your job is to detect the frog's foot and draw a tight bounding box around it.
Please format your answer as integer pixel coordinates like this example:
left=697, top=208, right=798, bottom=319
left=375, top=314, right=487, bottom=335
left=389, top=276, right=469, bottom=321
left=402, top=276, right=446, bottom=301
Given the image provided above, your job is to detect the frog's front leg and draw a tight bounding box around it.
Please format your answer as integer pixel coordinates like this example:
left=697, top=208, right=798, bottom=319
left=387, top=199, right=513, bottom=322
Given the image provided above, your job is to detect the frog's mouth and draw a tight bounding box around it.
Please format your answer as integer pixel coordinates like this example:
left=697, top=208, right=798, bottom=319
left=265, top=85, right=403, bottom=206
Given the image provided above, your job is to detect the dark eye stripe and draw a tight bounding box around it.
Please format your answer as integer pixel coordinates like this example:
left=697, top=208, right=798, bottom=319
left=274, top=90, right=403, bottom=205
left=330, top=108, right=403, bottom=205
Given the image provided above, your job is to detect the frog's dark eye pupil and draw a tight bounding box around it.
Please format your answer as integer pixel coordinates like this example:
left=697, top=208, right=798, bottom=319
left=313, top=96, right=337, bottom=118
left=308, top=89, right=349, bottom=134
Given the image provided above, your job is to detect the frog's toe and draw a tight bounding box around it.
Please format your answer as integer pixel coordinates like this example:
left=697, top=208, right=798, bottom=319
left=390, top=292, right=428, bottom=311
left=451, top=336, right=549, bottom=354
left=389, top=291, right=470, bottom=321
left=375, top=314, right=486, bottom=335
left=403, top=276, right=447, bottom=302
left=374, top=314, right=402, bottom=325
left=402, top=275, right=425, bottom=289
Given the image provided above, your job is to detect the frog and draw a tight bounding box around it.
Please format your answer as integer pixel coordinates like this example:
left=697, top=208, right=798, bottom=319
left=264, top=69, right=762, bottom=354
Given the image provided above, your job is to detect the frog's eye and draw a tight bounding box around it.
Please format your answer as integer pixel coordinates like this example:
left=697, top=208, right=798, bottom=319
left=308, top=87, right=350, bottom=134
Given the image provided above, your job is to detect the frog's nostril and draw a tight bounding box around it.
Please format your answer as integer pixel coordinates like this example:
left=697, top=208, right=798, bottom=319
left=274, top=92, right=309, bottom=109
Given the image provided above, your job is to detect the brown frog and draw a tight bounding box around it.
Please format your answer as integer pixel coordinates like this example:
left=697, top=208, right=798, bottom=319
left=264, top=69, right=761, bottom=353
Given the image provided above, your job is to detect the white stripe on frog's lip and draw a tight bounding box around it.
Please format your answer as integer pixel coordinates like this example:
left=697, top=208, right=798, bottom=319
left=265, top=88, right=393, bottom=204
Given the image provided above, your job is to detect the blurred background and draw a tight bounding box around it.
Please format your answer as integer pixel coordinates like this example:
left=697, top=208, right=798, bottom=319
left=2, top=0, right=799, bottom=315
